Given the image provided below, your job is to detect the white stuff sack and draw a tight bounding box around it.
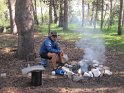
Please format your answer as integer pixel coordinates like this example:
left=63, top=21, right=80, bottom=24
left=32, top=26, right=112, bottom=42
left=91, top=68, right=101, bottom=77
left=63, top=54, right=69, bottom=62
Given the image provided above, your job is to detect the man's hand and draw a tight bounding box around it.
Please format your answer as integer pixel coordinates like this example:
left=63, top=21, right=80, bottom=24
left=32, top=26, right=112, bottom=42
left=60, top=50, right=64, bottom=56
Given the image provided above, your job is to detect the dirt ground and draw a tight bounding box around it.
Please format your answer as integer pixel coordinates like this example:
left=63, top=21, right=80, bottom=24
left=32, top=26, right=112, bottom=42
left=0, top=33, right=124, bottom=93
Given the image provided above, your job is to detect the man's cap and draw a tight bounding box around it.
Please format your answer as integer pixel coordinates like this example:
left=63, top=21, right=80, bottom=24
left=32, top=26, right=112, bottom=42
left=50, top=31, right=58, bottom=36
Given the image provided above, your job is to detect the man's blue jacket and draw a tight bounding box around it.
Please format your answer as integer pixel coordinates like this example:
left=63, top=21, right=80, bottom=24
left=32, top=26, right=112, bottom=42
left=39, top=36, right=61, bottom=54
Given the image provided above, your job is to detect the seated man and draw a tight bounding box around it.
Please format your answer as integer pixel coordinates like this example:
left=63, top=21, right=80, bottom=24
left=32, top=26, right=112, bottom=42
left=39, top=31, right=64, bottom=72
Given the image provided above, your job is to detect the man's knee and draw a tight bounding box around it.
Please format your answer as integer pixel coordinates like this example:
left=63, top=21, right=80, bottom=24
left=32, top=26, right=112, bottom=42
left=52, top=53, right=57, bottom=58
left=59, top=52, right=63, bottom=57
left=48, top=53, right=57, bottom=58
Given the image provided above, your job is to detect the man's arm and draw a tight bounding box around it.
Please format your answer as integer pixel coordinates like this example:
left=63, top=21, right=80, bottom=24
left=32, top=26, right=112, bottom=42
left=55, top=42, right=64, bottom=54
left=45, top=41, right=60, bottom=54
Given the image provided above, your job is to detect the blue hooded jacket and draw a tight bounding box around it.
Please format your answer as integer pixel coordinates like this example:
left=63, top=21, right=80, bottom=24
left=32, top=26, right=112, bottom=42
left=39, top=36, right=61, bottom=54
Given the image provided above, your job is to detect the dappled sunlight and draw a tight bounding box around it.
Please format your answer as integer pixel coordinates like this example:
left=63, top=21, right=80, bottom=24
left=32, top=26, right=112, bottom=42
left=0, top=87, right=22, bottom=93
left=40, top=86, right=123, bottom=93
left=34, top=32, right=42, bottom=38
left=0, top=34, right=17, bottom=48
left=104, top=33, right=124, bottom=47
left=0, top=47, right=17, bottom=54
left=1, top=47, right=11, bottom=53
left=60, top=32, right=84, bottom=40
left=115, top=71, right=124, bottom=77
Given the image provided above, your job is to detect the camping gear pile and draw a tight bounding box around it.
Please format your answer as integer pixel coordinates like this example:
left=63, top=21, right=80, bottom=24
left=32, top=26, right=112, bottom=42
left=56, top=55, right=112, bottom=81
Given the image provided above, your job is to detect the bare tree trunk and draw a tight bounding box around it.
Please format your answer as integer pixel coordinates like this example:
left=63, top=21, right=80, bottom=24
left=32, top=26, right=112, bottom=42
left=118, top=0, right=123, bottom=35
left=104, top=0, right=117, bottom=28
left=121, top=0, right=124, bottom=28
left=48, top=0, right=53, bottom=34
left=108, top=0, right=113, bottom=30
left=52, top=0, right=58, bottom=23
left=103, top=4, right=107, bottom=20
left=40, top=0, right=44, bottom=24
left=87, top=3, right=90, bottom=24
left=8, top=0, right=17, bottom=34
left=90, top=2, right=95, bottom=26
left=94, top=0, right=98, bottom=29
left=49, top=0, right=53, bottom=24
left=58, top=0, right=63, bottom=27
left=63, top=0, right=68, bottom=30
left=15, top=0, right=34, bottom=60
left=101, top=0, right=104, bottom=30
left=82, top=0, right=84, bottom=26
left=32, top=0, right=39, bottom=25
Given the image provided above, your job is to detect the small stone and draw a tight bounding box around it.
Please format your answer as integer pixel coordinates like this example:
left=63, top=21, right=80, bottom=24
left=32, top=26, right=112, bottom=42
left=1, top=73, right=7, bottom=78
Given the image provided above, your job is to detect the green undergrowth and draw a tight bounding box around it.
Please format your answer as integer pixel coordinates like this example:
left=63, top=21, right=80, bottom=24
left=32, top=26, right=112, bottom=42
left=35, top=23, right=124, bottom=53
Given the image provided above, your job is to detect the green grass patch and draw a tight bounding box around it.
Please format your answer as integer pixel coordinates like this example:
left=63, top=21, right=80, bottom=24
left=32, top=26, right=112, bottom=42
left=36, top=23, right=124, bottom=53
left=35, top=23, right=84, bottom=40
left=59, top=31, right=84, bottom=41
left=103, top=23, right=124, bottom=52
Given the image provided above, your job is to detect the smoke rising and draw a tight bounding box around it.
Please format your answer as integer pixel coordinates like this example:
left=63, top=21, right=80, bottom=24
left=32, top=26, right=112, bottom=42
left=68, top=0, right=105, bottom=66
left=76, top=28, right=106, bottom=64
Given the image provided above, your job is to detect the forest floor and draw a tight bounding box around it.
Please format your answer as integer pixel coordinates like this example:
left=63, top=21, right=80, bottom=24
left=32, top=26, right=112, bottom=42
left=0, top=33, right=124, bottom=93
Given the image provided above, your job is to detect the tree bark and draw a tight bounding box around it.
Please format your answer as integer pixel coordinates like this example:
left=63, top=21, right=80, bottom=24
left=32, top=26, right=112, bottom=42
left=122, top=0, right=124, bottom=26
left=82, top=0, right=84, bottom=26
left=48, top=0, right=53, bottom=34
left=52, top=0, right=58, bottom=23
left=49, top=0, right=53, bottom=24
left=63, top=0, right=68, bottom=30
left=101, top=0, right=104, bottom=30
left=118, top=0, right=123, bottom=35
left=103, top=4, right=107, bottom=20
left=108, top=0, right=113, bottom=30
left=8, top=0, right=17, bottom=34
left=40, top=0, right=44, bottom=24
left=87, top=3, right=90, bottom=24
left=90, top=2, right=95, bottom=26
left=15, top=0, right=34, bottom=60
left=58, top=0, right=63, bottom=27
left=32, top=0, right=39, bottom=25
left=94, top=0, right=98, bottom=29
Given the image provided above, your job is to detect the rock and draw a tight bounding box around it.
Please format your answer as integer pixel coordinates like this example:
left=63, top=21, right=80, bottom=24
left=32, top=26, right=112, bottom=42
left=72, top=75, right=83, bottom=82
left=22, top=65, right=45, bottom=75
left=0, top=73, right=6, bottom=78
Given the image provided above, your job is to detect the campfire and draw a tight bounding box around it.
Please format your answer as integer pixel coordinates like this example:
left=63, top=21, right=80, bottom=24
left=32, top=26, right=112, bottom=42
left=61, top=59, right=112, bottom=82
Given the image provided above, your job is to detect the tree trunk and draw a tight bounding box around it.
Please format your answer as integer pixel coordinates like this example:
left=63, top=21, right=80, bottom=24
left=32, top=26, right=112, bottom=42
left=87, top=3, right=90, bottom=24
left=48, top=0, right=53, bottom=34
left=8, top=0, right=17, bottom=34
left=82, top=0, right=84, bottom=26
left=118, top=0, right=123, bottom=35
left=63, top=0, right=68, bottom=30
left=94, top=0, right=98, bottom=29
left=15, top=0, right=34, bottom=60
left=122, top=0, right=124, bottom=27
left=49, top=0, right=53, bottom=24
left=32, top=0, right=39, bottom=25
left=104, top=1, right=117, bottom=28
left=101, top=0, right=104, bottom=30
left=40, top=0, right=44, bottom=24
left=58, top=0, right=63, bottom=27
left=103, top=4, right=107, bottom=20
left=90, top=2, right=95, bottom=26
left=108, top=0, right=113, bottom=30
left=52, top=0, right=58, bottom=23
